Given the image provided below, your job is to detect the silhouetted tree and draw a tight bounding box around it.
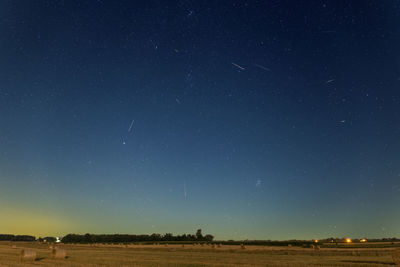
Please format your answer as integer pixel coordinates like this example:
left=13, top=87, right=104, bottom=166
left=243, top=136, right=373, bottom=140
left=83, top=233, right=92, bottom=243
left=196, top=229, right=203, bottom=240
left=204, top=234, right=214, bottom=242
left=0, top=234, right=14, bottom=241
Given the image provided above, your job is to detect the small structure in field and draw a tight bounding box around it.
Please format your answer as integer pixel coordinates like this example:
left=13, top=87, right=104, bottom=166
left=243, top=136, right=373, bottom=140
left=52, top=247, right=67, bottom=259
left=20, top=249, right=36, bottom=261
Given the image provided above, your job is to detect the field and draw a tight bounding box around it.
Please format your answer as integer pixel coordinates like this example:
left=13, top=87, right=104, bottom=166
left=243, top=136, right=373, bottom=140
left=0, top=241, right=399, bottom=267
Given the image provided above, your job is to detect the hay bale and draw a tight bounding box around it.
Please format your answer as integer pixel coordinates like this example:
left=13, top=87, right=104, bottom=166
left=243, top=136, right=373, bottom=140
left=20, top=249, right=36, bottom=261
left=181, top=244, right=185, bottom=248
left=314, top=245, right=320, bottom=250
left=52, top=248, right=67, bottom=259
left=240, top=244, right=245, bottom=249
left=11, top=245, right=17, bottom=249
left=392, top=249, right=400, bottom=266
left=288, top=244, right=292, bottom=247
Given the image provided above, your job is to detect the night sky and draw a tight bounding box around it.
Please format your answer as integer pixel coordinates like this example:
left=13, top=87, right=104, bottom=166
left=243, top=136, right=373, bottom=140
left=1, top=0, right=400, bottom=240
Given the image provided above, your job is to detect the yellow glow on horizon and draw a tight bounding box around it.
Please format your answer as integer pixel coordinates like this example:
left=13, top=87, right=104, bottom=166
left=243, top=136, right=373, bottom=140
left=0, top=206, right=75, bottom=237
left=346, top=238, right=352, bottom=243
left=360, top=238, right=367, bottom=242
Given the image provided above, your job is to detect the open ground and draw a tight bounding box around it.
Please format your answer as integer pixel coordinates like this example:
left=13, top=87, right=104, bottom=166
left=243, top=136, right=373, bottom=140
left=0, top=241, right=399, bottom=266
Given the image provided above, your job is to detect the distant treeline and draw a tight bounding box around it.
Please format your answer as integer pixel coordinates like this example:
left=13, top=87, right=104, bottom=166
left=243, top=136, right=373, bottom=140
left=1, top=232, right=399, bottom=244
left=62, top=229, right=214, bottom=243
left=0, top=234, right=35, bottom=242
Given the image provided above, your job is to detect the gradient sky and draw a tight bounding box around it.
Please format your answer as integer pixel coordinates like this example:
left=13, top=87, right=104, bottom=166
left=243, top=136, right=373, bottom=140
left=1, top=0, right=400, bottom=240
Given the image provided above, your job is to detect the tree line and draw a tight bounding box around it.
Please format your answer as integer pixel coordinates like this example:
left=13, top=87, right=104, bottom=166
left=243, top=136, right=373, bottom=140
left=61, top=229, right=214, bottom=243
left=0, top=234, right=35, bottom=241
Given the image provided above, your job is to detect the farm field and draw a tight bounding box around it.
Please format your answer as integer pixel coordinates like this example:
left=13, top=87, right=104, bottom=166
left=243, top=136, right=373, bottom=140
left=0, top=242, right=399, bottom=267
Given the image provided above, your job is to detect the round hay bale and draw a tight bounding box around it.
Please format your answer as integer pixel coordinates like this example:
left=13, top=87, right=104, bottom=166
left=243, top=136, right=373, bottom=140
left=392, top=249, right=400, bottom=265
left=314, top=245, right=320, bottom=250
left=52, top=248, right=67, bottom=259
left=20, top=249, right=36, bottom=261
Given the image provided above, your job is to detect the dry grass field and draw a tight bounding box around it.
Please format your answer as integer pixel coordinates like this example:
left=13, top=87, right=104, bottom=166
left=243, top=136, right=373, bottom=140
left=0, top=241, right=399, bottom=267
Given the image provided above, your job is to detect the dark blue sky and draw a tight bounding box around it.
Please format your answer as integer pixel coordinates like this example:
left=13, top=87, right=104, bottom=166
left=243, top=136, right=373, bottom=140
left=0, top=0, right=399, bottom=239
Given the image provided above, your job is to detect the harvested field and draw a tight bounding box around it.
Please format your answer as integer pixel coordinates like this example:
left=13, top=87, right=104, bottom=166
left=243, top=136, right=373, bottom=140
left=0, top=241, right=398, bottom=266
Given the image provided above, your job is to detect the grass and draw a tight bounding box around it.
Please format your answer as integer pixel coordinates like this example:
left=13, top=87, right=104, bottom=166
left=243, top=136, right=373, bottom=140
left=0, top=241, right=398, bottom=266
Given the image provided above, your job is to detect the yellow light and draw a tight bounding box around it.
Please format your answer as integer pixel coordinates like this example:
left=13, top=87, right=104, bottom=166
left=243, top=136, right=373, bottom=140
left=360, top=238, right=367, bottom=242
left=314, top=239, right=319, bottom=243
left=346, top=238, right=352, bottom=243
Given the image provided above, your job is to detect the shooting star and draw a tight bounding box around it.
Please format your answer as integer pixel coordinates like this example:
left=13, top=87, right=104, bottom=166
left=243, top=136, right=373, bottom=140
left=122, top=136, right=126, bottom=145
left=254, top=64, right=270, bottom=71
left=183, top=181, right=187, bottom=200
left=128, top=119, right=135, bottom=132
left=326, top=79, right=335, bottom=84
left=232, top=62, right=245, bottom=71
